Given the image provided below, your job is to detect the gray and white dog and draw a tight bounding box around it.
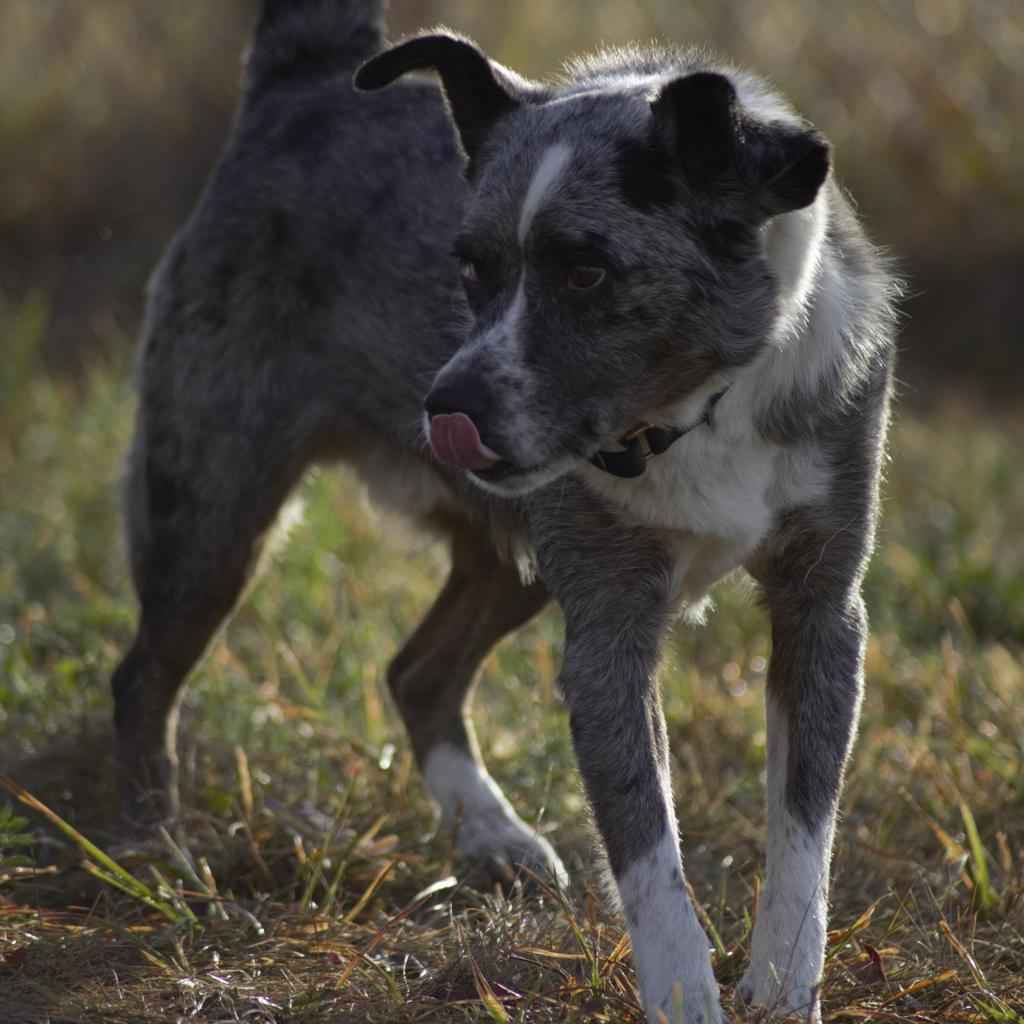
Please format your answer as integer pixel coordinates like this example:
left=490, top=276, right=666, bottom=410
left=112, top=1, right=897, bottom=1021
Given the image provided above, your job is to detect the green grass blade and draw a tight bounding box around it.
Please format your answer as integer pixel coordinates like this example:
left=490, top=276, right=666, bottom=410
left=959, top=796, right=997, bottom=913
left=0, top=772, right=191, bottom=925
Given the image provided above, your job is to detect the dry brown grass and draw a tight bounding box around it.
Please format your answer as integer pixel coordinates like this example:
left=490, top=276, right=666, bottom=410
left=2, top=345, right=1023, bottom=1021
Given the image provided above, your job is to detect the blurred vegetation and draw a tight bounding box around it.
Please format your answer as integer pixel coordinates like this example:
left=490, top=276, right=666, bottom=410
left=0, top=0, right=1021, bottom=395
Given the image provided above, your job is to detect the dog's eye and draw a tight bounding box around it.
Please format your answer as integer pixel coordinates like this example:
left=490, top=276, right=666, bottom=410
left=458, top=258, right=480, bottom=285
left=567, top=266, right=606, bottom=290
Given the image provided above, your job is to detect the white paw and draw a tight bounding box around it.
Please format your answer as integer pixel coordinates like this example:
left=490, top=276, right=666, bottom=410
left=734, top=963, right=820, bottom=1022
left=735, top=898, right=824, bottom=1022
left=618, top=830, right=724, bottom=1024
left=737, top=806, right=828, bottom=1021
left=422, top=744, right=568, bottom=888
left=453, top=803, right=568, bottom=888
left=648, top=974, right=724, bottom=1024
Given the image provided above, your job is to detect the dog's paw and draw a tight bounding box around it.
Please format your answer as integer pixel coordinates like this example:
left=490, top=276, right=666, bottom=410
left=423, top=744, right=569, bottom=891
left=735, top=864, right=827, bottom=1022
left=455, top=809, right=569, bottom=891
left=734, top=966, right=820, bottom=1022
left=647, top=978, right=724, bottom=1024
left=118, top=788, right=178, bottom=839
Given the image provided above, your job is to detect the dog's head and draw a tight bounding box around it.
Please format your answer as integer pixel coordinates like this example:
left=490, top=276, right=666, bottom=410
left=356, top=34, right=830, bottom=495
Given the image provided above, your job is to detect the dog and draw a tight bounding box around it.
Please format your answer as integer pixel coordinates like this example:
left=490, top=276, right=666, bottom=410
left=110, top=2, right=897, bottom=1021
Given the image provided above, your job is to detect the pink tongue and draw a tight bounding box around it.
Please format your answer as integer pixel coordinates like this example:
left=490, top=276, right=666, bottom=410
left=429, top=412, right=502, bottom=470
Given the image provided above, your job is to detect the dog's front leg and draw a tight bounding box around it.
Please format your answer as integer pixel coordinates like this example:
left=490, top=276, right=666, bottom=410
left=534, top=493, right=722, bottom=1024
left=565, top=637, right=721, bottom=1023
left=738, top=509, right=873, bottom=1022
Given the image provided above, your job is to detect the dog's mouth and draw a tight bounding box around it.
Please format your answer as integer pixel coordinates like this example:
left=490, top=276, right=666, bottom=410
left=468, top=458, right=540, bottom=485
left=424, top=409, right=591, bottom=495
left=470, top=459, right=515, bottom=481
left=467, top=449, right=590, bottom=497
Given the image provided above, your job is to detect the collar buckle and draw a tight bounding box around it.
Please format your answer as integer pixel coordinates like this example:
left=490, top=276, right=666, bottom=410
left=637, top=431, right=655, bottom=461
left=588, top=385, right=730, bottom=480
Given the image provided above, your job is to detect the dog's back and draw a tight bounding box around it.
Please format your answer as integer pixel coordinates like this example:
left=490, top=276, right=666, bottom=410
left=145, top=0, right=472, bottom=455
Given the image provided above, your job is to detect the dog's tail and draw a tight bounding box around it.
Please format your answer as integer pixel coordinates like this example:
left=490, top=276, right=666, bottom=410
left=246, top=0, right=387, bottom=98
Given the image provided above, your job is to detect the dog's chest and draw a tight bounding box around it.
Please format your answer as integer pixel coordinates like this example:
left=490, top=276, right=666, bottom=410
left=582, top=415, right=827, bottom=600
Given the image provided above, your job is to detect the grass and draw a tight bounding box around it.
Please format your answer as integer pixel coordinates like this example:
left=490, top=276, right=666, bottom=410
left=1, top=297, right=1022, bottom=1022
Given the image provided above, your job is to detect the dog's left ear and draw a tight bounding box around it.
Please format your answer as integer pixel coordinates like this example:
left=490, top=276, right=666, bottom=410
left=652, top=71, right=830, bottom=217
left=356, top=33, right=538, bottom=170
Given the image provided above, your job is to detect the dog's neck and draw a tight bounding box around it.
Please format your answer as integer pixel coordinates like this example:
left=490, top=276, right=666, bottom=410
left=589, top=386, right=731, bottom=478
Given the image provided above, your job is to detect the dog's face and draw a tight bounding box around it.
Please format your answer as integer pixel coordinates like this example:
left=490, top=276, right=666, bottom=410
left=357, top=36, right=830, bottom=495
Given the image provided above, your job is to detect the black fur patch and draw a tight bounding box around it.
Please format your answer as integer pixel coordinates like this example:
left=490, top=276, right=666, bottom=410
left=270, top=209, right=291, bottom=250
left=298, top=262, right=335, bottom=310
left=355, top=34, right=519, bottom=164
left=701, top=218, right=759, bottom=264
left=653, top=72, right=740, bottom=181
left=616, top=140, right=677, bottom=210
left=251, top=41, right=366, bottom=101
left=742, top=122, right=831, bottom=216
left=145, top=458, right=179, bottom=520
left=278, top=106, right=335, bottom=157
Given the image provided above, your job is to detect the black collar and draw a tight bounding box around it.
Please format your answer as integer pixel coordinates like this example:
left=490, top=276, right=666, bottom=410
left=589, top=386, right=730, bottom=479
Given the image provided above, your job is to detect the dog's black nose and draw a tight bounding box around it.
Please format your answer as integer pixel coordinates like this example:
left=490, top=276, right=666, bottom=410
left=424, top=375, right=491, bottom=421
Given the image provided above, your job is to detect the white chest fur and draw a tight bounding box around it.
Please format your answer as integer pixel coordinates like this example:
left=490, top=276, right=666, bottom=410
left=581, top=396, right=827, bottom=606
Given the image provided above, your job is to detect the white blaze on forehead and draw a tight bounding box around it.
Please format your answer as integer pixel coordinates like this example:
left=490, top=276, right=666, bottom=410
left=517, top=143, right=573, bottom=245
left=501, top=274, right=526, bottom=335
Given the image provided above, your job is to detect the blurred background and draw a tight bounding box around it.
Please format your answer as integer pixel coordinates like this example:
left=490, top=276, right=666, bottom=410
left=0, top=0, right=1021, bottom=400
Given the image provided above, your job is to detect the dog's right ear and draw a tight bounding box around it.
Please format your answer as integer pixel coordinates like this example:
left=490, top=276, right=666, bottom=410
left=355, top=33, right=522, bottom=168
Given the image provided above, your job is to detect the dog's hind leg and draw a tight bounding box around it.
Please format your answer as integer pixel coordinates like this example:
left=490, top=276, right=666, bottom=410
left=112, top=413, right=312, bottom=830
left=386, top=527, right=564, bottom=886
